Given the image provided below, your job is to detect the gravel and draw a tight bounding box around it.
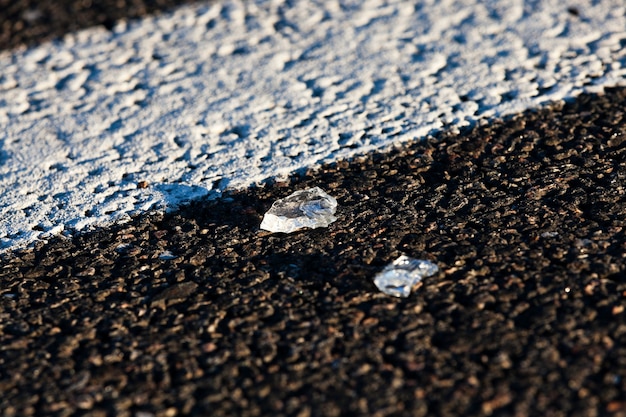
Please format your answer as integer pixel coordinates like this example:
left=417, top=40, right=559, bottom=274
left=0, top=0, right=202, bottom=49
left=2, top=87, right=626, bottom=416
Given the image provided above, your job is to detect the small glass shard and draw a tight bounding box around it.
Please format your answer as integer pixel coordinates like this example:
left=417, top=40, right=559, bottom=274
left=373, top=255, right=439, bottom=298
left=260, top=187, right=338, bottom=233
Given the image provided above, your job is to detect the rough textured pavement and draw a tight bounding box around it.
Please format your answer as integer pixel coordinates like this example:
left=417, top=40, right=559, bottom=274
left=2, top=1, right=626, bottom=416
left=3, top=87, right=626, bottom=416
left=0, top=0, right=201, bottom=50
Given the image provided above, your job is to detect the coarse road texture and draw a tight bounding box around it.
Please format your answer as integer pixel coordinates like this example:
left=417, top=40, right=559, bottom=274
left=3, top=0, right=626, bottom=416
left=0, top=0, right=202, bottom=50
left=2, top=87, right=626, bottom=417
left=8, top=0, right=625, bottom=254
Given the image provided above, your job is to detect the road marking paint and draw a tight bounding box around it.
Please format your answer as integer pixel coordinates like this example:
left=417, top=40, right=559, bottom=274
left=1, top=0, right=625, bottom=252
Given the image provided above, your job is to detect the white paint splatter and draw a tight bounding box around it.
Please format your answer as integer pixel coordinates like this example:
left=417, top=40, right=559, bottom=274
left=1, top=0, right=625, bottom=252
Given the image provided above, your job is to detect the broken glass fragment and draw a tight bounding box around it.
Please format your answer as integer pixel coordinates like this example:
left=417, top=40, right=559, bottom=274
left=373, top=255, right=439, bottom=298
left=260, top=187, right=337, bottom=233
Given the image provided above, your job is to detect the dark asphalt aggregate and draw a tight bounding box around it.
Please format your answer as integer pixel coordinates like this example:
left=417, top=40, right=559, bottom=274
left=2, top=2, right=626, bottom=417
left=3, top=87, right=626, bottom=417
left=0, top=0, right=202, bottom=50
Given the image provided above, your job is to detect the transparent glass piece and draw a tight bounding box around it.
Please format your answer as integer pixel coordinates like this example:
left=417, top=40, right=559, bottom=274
left=260, top=187, right=338, bottom=233
left=373, top=255, right=439, bottom=298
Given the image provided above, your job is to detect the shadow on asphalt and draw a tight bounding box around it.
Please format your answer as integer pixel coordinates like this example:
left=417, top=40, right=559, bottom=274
left=2, top=87, right=626, bottom=416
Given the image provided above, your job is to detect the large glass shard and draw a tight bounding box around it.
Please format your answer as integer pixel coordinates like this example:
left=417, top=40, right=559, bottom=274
left=260, top=187, right=338, bottom=234
left=373, top=255, right=439, bottom=298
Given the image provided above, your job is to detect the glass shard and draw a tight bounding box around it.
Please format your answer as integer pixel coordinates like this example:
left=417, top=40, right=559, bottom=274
left=260, top=187, right=338, bottom=234
left=373, top=255, right=439, bottom=298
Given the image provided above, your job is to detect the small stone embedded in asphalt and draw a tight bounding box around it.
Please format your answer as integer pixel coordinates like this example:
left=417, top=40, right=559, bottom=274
left=151, top=282, right=199, bottom=309
left=260, top=187, right=338, bottom=234
left=373, top=255, right=439, bottom=298
left=158, top=250, right=177, bottom=260
left=114, top=243, right=132, bottom=253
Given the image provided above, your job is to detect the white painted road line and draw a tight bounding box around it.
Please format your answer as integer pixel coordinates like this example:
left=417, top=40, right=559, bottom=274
left=1, top=0, right=625, bottom=253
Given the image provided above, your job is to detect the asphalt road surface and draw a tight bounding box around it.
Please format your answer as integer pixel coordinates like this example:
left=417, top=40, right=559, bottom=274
left=2, top=1, right=626, bottom=416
